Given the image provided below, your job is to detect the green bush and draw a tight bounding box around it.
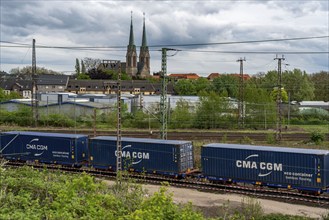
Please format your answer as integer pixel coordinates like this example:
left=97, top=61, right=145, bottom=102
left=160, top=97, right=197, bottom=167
left=266, top=133, right=276, bottom=144
left=0, top=165, right=203, bottom=219
left=39, top=114, right=75, bottom=127
left=310, top=131, right=325, bottom=145
left=0, top=107, right=33, bottom=126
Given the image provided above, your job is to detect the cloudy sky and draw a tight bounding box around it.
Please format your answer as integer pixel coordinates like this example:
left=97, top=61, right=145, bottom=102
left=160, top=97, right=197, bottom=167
left=0, top=0, right=328, bottom=76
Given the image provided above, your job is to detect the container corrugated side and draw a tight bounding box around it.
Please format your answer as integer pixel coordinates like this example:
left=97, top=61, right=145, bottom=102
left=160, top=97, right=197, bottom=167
left=0, top=131, right=89, bottom=165
left=90, top=136, right=194, bottom=174
left=202, top=143, right=328, bottom=189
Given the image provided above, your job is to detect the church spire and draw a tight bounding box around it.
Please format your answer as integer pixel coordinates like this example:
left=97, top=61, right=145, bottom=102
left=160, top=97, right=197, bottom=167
left=126, top=11, right=137, bottom=77
left=141, top=12, right=147, bottom=47
left=129, top=11, right=135, bottom=46
left=138, top=12, right=150, bottom=78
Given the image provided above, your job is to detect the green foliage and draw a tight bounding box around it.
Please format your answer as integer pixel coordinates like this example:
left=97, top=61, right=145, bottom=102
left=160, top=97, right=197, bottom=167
left=0, top=165, right=203, bottom=219
left=239, top=136, right=254, bottom=145
left=194, top=77, right=212, bottom=94
left=77, top=73, right=91, bottom=79
left=0, top=88, right=22, bottom=102
left=237, top=197, right=264, bottom=220
left=282, top=69, right=314, bottom=102
left=194, top=91, right=236, bottom=129
left=9, top=66, right=61, bottom=76
left=39, top=114, right=75, bottom=127
left=221, top=133, right=228, bottom=143
left=123, top=110, right=159, bottom=129
left=126, top=186, right=203, bottom=220
left=261, top=213, right=310, bottom=220
left=244, top=80, right=276, bottom=129
left=75, top=58, right=80, bottom=75
left=254, top=69, right=315, bottom=102
left=310, top=71, right=329, bottom=101
left=174, top=79, right=197, bottom=95
left=290, top=107, right=329, bottom=126
left=173, top=78, right=212, bottom=96
left=266, top=133, right=276, bottom=144
left=0, top=107, right=32, bottom=126
left=170, top=99, right=195, bottom=129
left=310, top=131, right=324, bottom=145
left=212, top=75, right=239, bottom=97
left=81, top=60, right=86, bottom=74
left=270, top=87, right=288, bottom=103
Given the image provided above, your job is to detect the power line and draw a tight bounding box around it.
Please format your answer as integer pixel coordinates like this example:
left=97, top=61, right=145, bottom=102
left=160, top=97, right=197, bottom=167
left=1, top=35, right=328, bottom=49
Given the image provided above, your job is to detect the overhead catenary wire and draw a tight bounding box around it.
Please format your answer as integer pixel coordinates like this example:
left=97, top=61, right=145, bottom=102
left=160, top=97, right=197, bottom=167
left=1, top=35, right=328, bottom=51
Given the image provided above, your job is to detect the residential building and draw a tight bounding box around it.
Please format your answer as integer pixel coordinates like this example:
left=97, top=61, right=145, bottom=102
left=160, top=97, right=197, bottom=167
left=168, top=73, right=200, bottom=81
left=37, top=74, right=69, bottom=93
left=66, top=79, right=175, bottom=95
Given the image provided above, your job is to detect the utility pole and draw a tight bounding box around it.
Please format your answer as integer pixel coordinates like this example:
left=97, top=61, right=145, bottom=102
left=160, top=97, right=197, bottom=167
left=160, top=48, right=168, bottom=140
left=115, top=60, right=122, bottom=175
left=274, top=55, right=285, bottom=142
left=237, top=57, right=246, bottom=128
left=159, top=48, right=178, bottom=140
left=31, top=39, right=38, bottom=127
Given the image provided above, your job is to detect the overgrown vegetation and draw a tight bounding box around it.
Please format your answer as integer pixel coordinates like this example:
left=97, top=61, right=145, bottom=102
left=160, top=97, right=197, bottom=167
left=0, top=163, right=203, bottom=219
left=0, top=163, right=324, bottom=219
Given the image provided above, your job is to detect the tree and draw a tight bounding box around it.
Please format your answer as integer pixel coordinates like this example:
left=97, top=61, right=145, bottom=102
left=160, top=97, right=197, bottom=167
left=193, top=77, right=212, bottom=94
left=270, top=87, right=288, bottom=103
left=75, top=58, right=80, bottom=75
left=282, top=69, right=314, bottom=101
left=88, top=68, right=112, bottom=79
left=310, top=71, right=329, bottom=101
left=77, top=73, right=91, bottom=80
left=244, top=80, right=276, bottom=129
left=193, top=91, right=234, bottom=129
left=81, top=60, right=86, bottom=74
left=174, top=79, right=196, bottom=95
left=169, top=99, right=194, bottom=129
left=9, top=66, right=61, bottom=78
left=212, top=75, right=239, bottom=97
left=260, top=70, right=278, bottom=93
left=0, top=88, right=21, bottom=101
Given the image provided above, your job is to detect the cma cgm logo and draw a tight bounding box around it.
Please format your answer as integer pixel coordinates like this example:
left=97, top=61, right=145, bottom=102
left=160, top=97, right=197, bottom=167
left=236, top=154, right=283, bottom=177
left=115, top=145, right=150, bottom=165
left=26, top=138, right=48, bottom=157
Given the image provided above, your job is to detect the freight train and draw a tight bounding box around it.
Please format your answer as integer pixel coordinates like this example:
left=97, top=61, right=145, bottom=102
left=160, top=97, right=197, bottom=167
left=0, top=131, right=328, bottom=194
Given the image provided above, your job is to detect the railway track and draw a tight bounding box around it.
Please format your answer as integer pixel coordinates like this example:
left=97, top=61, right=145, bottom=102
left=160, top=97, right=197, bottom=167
left=5, top=161, right=329, bottom=208
left=18, top=128, right=329, bottom=142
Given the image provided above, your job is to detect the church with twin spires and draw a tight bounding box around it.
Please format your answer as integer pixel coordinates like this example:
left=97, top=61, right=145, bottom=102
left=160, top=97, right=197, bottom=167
left=125, top=13, right=150, bottom=78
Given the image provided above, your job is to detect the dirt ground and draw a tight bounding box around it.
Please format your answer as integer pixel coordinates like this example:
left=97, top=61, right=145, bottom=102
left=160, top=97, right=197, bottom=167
left=102, top=179, right=328, bottom=219
left=143, top=184, right=329, bottom=219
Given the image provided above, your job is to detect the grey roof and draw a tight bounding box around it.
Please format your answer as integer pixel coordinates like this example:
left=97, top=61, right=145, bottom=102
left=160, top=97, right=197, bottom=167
left=203, top=143, right=329, bottom=155
left=0, top=79, right=15, bottom=90
left=0, top=79, right=32, bottom=90
left=67, top=79, right=115, bottom=91
left=3, top=131, right=87, bottom=139
left=0, top=100, right=112, bottom=109
left=91, top=136, right=191, bottom=145
left=37, top=74, right=69, bottom=85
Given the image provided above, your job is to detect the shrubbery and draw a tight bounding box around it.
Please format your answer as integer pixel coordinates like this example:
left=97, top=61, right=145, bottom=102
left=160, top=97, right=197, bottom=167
left=0, top=164, right=203, bottom=219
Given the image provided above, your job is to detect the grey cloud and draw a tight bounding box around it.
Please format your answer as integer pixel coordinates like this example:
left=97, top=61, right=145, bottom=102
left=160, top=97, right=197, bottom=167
left=0, top=0, right=328, bottom=74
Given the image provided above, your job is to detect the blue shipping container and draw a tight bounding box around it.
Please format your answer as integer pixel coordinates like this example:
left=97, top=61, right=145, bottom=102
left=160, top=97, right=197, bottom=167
left=90, top=136, right=194, bottom=175
left=0, top=131, right=89, bottom=166
left=202, top=143, right=329, bottom=191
